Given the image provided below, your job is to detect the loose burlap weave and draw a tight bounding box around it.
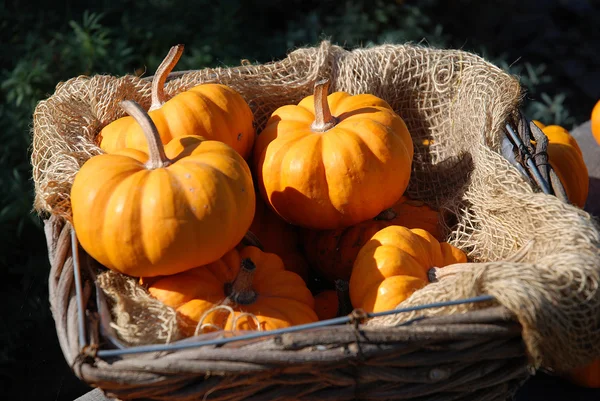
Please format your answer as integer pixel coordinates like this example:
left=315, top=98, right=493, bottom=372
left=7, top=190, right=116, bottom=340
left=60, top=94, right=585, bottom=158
left=32, top=41, right=600, bottom=373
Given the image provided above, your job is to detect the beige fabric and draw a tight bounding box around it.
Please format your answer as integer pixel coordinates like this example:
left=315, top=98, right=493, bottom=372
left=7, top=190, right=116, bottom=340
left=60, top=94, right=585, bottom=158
left=32, top=41, right=600, bottom=371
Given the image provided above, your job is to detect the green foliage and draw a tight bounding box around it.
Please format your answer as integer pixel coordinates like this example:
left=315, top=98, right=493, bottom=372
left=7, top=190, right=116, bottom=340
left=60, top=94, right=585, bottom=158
left=1, top=1, right=598, bottom=399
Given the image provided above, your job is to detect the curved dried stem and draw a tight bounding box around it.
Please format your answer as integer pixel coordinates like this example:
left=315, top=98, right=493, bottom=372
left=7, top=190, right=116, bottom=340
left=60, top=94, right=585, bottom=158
left=119, top=100, right=170, bottom=169
left=311, top=79, right=338, bottom=132
left=149, top=44, right=184, bottom=111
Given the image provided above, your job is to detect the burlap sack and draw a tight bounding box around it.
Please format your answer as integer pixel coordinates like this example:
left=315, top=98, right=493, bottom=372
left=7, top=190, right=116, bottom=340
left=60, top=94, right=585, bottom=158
left=32, top=41, right=600, bottom=373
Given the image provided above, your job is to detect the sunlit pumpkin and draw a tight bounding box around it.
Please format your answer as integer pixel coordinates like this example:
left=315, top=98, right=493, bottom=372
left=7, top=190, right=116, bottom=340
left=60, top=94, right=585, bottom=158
left=98, top=45, right=255, bottom=159
left=148, top=245, right=318, bottom=335
left=349, top=226, right=467, bottom=313
left=254, top=78, right=414, bottom=230
left=592, top=100, right=600, bottom=146
left=71, top=100, right=255, bottom=277
left=303, top=196, right=443, bottom=283
left=542, top=125, right=589, bottom=208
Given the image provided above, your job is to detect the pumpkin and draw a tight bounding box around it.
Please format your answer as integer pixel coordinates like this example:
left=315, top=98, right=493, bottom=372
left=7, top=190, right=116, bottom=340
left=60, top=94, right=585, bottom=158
left=566, top=359, right=600, bottom=388
left=303, top=196, right=443, bottom=283
left=542, top=125, right=589, bottom=208
left=592, top=100, right=600, bottom=146
left=532, top=120, right=546, bottom=129
left=148, top=245, right=318, bottom=334
left=313, top=280, right=352, bottom=321
left=98, top=45, right=255, bottom=159
left=254, top=78, right=414, bottom=230
left=71, top=100, right=255, bottom=277
left=249, top=195, right=309, bottom=280
left=349, top=226, right=467, bottom=313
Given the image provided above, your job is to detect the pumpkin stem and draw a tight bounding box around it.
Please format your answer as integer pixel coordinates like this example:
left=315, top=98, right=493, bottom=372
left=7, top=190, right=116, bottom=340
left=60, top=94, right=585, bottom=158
left=311, top=79, right=338, bottom=132
left=334, top=279, right=352, bottom=316
left=120, top=100, right=171, bottom=169
left=149, top=44, right=184, bottom=111
left=374, top=208, right=397, bottom=221
left=226, top=258, right=258, bottom=305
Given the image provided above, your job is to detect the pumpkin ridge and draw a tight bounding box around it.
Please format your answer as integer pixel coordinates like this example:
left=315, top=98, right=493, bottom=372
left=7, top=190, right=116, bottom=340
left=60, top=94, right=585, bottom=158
left=100, top=168, right=152, bottom=270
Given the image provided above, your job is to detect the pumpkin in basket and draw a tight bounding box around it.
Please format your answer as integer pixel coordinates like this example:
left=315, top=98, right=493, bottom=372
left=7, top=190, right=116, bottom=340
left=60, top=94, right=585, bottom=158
left=71, top=100, right=255, bottom=277
left=540, top=124, right=589, bottom=208
left=249, top=195, right=309, bottom=281
left=303, top=196, right=443, bottom=283
left=148, top=245, right=318, bottom=334
left=592, top=100, right=600, bottom=145
left=350, top=226, right=466, bottom=313
left=313, top=279, right=352, bottom=321
left=254, top=78, right=414, bottom=230
left=98, top=45, right=255, bottom=159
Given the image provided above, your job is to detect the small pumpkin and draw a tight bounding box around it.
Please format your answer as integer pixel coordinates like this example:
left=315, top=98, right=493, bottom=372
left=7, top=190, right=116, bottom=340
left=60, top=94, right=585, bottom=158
left=303, top=196, right=443, bottom=283
left=71, top=100, right=255, bottom=277
left=148, top=245, right=318, bottom=335
left=313, top=280, right=352, bottom=321
left=542, top=125, right=589, bottom=208
left=249, top=195, right=309, bottom=280
left=254, top=78, right=414, bottom=230
left=349, top=226, right=466, bottom=313
left=98, top=45, right=255, bottom=159
left=565, top=359, right=600, bottom=388
left=592, top=100, right=600, bottom=145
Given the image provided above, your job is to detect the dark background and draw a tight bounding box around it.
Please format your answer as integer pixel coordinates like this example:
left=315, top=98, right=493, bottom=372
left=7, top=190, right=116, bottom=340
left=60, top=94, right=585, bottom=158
left=1, top=0, right=599, bottom=400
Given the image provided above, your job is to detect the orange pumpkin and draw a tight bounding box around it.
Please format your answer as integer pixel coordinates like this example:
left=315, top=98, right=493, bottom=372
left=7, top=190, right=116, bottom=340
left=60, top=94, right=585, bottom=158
left=592, top=100, right=600, bottom=145
left=542, top=125, right=589, bottom=208
left=98, top=45, right=255, bottom=159
left=249, top=195, right=309, bottom=280
left=303, top=196, right=443, bottom=283
left=532, top=120, right=546, bottom=129
left=254, top=79, right=414, bottom=230
left=71, top=100, right=255, bottom=277
left=349, top=226, right=466, bottom=313
left=148, top=245, right=318, bottom=335
left=313, top=280, right=352, bottom=321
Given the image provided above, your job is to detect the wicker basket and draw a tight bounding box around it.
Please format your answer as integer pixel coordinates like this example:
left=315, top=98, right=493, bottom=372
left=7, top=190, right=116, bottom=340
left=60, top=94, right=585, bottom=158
left=36, top=42, right=596, bottom=401
left=46, top=212, right=531, bottom=401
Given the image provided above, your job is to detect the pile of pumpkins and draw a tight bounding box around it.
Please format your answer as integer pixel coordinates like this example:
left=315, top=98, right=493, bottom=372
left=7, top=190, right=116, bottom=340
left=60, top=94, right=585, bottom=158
left=70, top=44, right=470, bottom=333
left=69, top=46, right=595, bottom=385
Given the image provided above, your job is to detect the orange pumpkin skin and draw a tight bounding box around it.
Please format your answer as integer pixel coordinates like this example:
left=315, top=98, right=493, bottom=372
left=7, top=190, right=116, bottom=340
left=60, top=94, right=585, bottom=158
left=542, top=125, right=589, bottom=208
left=254, top=80, right=414, bottom=230
left=148, top=246, right=317, bottom=335
left=592, top=100, right=600, bottom=146
left=98, top=46, right=255, bottom=159
left=532, top=120, right=546, bottom=129
left=98, top=83, right=255, bottom=159
left=249, top=195, right=309, bottom=280
left=71, top=103, right=255, bottom=277
left=314, top=290, right=339, bottom=321
left=566, top=359, right=600, bottom=388
left=303, top=196, right=443, bottom=283
left=349, top=226, right=466, bottom=313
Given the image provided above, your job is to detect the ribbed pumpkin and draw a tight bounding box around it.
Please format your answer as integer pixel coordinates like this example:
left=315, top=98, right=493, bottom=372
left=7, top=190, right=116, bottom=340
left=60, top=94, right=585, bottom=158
left=71, top=100, right=255, bottom=277
left=303, top=196, right=443, bottom=283
left=254, top=79, right=414, bottom=230
left=349, top=226, right=467, bottom=313
left=566, top=359, right=600, bottom=388
left=98, top=45, right=255, bottom=159
left=542, top=125, right=589, bottom=208
left=148, top=246, right=318, bottom=335
left=592, top=100, right=600, bottom=145
left=249, top=195, right=309, bottom=280
left=313, top=280, right=352, bottom=321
